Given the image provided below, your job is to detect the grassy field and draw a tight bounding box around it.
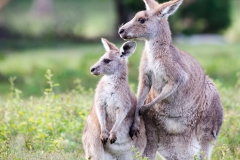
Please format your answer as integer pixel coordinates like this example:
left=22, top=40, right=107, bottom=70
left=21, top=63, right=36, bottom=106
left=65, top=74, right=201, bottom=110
left=0, top=41, right=240, bottom=159
left=0, top=0, right=240, bottom=159
left=0, top=71, right=239, bottom=160
left=0, top=40, right=240, bottom=97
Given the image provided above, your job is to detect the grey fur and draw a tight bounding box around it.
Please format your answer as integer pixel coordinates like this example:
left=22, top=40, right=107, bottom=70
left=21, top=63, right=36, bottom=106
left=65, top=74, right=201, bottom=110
left=82, top=39, right=147, bottom=160
left=118, top=0, right=223, bottom=159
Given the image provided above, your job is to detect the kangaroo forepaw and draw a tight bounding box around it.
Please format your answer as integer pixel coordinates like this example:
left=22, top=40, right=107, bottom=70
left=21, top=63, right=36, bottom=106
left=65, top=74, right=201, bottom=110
left=109, top=132, right=117, bottom=144
left=129, top=122, right=140, bottom=139
left=101, top=137, right=108, bottom=145
left=139, top=105, right=150, bottom=115
left=100, top=130, right=109, bottom=145
left=129, top=116, right=140, bottom=139
left=110, top=137, right=117, bottom=144
left=129, top=128, right=140, bottom=139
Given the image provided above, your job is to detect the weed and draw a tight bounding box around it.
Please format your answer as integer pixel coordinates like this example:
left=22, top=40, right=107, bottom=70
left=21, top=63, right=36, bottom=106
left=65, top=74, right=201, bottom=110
left=0, top=69, right=239, bottom=159
left=132, top=146, right=148, bottom=160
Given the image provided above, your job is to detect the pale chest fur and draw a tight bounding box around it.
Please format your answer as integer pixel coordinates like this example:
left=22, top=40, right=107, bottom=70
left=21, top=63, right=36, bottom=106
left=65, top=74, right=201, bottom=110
left=144, top=42, right=191, bottom=134
left=95, top=76, right=132, bottom=122
left=144, top=42, right=168, bottom=92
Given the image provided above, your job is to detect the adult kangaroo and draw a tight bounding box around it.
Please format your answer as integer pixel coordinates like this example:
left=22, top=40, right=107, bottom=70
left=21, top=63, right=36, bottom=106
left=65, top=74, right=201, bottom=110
left=82, top=39, right=146, bottom=160
left=118, top=0, right=223, bottom=159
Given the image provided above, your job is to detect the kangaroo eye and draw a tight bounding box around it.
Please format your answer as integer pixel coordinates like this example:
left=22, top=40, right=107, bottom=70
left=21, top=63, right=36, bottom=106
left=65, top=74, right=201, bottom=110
left=138, top=18, right=146, bottom=24
left=103, top=59, right=111, bottom=64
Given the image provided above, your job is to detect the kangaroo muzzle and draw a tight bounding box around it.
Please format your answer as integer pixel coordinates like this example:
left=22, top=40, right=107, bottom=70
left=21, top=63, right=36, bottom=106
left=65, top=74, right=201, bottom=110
left=118, top=27, right=133, bottom=40
left=90, top=66, right=100, bottom=76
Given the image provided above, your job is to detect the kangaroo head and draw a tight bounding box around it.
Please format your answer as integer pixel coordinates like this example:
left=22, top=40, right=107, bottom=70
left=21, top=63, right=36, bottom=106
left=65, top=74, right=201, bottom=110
left=90, top=38, right=136, bottom=76
left=119, top=0, right=183, bottom=41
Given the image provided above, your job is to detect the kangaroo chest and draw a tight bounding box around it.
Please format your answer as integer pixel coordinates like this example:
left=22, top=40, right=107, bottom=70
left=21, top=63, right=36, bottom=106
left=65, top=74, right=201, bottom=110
left=144, top=45, right=188, bottom=133
left=102, top=85, right=122, bottom=111
left=97, top=80, right=131, bottom=124
left=146, top=53, right=168, bottom=93
left=145, top=43, right=170, bottom=90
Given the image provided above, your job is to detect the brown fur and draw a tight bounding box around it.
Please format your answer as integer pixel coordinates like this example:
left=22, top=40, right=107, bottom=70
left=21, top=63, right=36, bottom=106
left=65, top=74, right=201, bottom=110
left=82, top=39, right=147, bottom=160
left=118, top=0, right=223, bottom=159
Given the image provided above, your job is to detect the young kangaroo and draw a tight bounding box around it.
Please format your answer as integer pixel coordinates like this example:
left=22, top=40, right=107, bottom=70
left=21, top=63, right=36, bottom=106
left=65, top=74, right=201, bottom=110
left=118, top=0, right=223, bottom=159
left=82, top=38, right=146, bottom=160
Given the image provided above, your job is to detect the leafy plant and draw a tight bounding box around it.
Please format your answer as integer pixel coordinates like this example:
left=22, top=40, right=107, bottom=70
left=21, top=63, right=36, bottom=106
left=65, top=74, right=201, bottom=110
left=0, top=70, right=239, bottom=159
left=132, top=146, right=148, bottom=160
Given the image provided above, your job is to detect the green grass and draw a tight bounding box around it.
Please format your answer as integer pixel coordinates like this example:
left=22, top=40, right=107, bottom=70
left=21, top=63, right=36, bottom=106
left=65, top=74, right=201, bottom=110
left=0, top=68, right=239, bottom=159
left=0, top=40, right=239, bottom=159
left=0, top=41, right=240, bottom=160
left=0, top=70, right=92, bottom=159
left=0, top=0, right=239, bottom=159
left=0, top=41, right=239, bottom=97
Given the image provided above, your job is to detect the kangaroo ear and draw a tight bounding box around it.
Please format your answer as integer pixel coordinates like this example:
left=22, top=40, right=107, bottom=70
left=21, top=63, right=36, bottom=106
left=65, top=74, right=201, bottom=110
left=101, top=38, right=118, bottom=52
left=120, top=41, right=136, bottom=58
left=143, top=0, right=159, bottom=10
left=156, top=0, right=183, bottom=18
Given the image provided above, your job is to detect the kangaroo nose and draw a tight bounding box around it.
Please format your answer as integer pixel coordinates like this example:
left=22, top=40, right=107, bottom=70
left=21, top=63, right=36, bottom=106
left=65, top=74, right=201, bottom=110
left=119, top=29, right=125, bottom=35
left=90, top=68, right=95, bottom=72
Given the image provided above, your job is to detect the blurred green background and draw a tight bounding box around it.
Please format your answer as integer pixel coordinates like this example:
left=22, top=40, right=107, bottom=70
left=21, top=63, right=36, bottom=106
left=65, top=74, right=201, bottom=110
left=0, top=0, right=240, bottom=159
left=0, top=0, right=239, bottom=97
